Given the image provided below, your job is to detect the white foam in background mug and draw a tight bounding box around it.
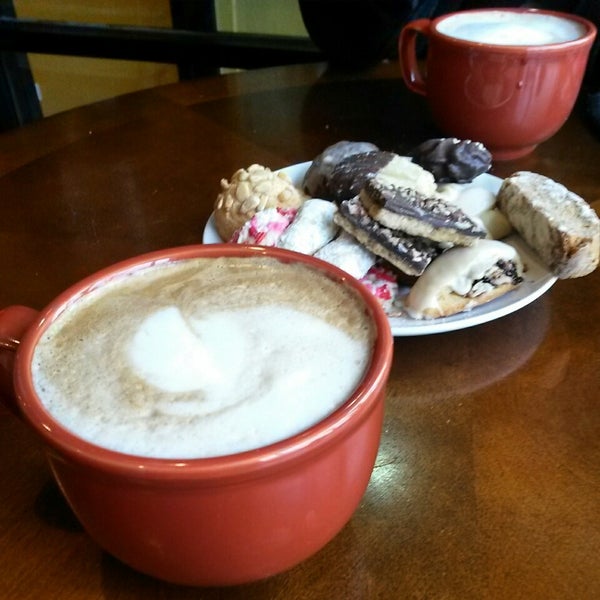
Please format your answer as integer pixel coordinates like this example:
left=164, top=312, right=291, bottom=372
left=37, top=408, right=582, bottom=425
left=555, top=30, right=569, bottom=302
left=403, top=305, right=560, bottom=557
left=399, top=8, right=597, bottom=159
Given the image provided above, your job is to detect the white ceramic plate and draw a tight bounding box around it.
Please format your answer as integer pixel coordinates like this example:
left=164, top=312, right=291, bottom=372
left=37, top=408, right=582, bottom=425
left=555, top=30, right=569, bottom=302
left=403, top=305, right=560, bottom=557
left=203, top=162, right=557, bottom=336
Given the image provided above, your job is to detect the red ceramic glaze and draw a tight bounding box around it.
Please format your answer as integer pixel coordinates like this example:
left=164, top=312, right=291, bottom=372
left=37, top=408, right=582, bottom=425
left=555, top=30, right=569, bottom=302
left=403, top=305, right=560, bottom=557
left=399, top=9, right=597, bottom=160
left=0, top=244, right=393, bottom=586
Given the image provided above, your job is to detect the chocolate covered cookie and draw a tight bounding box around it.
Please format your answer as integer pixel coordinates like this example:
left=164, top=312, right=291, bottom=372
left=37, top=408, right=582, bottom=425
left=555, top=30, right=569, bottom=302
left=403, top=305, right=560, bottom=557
left=303, top=140, right=379, bottom=198
left=334, top=196, right=441, bottom=276
left=327, top=150, right=396, bottom=202
left=360, top=179, right=487, bottom=246
left=411, top=138, right=492, bottom=183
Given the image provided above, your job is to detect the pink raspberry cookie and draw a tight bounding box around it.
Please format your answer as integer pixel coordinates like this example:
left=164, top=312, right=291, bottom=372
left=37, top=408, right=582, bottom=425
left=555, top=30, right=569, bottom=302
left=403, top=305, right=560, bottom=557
left=231, top=207, right=298, bottom=246
left=360, top=264, right=399, bottom=313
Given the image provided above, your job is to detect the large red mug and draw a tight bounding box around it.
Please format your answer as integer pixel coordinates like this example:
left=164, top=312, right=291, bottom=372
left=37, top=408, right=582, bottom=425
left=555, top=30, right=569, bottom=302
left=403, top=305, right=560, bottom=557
left=399, top=8, right=597, bottom=160
left=0, top=244, right=393, bottom=586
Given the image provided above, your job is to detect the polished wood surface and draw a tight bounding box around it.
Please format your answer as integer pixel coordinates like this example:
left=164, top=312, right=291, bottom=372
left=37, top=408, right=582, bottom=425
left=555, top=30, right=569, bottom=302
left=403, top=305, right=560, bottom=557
left=1, top=61, right=599, bottom=599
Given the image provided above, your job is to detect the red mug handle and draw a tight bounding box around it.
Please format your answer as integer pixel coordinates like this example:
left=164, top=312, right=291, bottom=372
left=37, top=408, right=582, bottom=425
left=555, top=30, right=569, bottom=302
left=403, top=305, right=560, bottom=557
left=398, top=18, right=432, bottom=96
left=0, top=305, right=39, bottom=413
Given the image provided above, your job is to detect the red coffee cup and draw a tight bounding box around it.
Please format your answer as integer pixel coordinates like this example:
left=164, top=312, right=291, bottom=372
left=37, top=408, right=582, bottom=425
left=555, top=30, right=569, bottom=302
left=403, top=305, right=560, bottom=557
left=0, top=244, right=393, bottom=586
left=399, top=8, right=597, bottom=160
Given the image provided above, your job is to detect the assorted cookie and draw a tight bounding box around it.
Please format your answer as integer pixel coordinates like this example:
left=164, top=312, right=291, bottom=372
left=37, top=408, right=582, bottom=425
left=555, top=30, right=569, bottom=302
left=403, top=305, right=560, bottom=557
left=302, top=140, right=379, bottom=198
left=404, top=240, right=524, bottom=319
left=326, top=150, right=398, bottom=201
left=214, top=164, right=306, bottom=241
left=230, top=207, right=298, bottom=246
left=496, top=171, right=600, bottom=279
left=212, top=138, right=600, bottom=320
left=314, top=232, right=377, bottom=280
left=334, top=196, right=441, bottom=277
left=358, top=178, right=487, bottom=246
left=410, top=137, right=492, bottom=183
left=278, top=199, right=339, bottom=255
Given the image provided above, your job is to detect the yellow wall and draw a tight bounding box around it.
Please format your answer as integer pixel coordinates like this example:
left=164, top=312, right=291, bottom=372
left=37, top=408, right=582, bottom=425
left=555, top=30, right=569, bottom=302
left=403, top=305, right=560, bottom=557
left=13, top=0, right=308, bottom=117
left=15, top=0, right=174, bottom=25
left=14, top=0, right=179, bottom=116
left=215, top=0, right=308, bottom=36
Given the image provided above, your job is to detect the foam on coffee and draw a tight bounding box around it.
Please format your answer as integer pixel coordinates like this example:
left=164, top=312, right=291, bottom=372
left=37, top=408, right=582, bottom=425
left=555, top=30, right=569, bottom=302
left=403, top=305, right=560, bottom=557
left=437, top=11, right=586, bottom=46
left=31, top=256, right=375, bottom=459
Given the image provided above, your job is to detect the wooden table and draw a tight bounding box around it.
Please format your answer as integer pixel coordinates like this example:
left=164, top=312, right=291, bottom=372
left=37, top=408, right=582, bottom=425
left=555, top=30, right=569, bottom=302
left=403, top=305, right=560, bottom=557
left=1, top=61, right=599, bottom=599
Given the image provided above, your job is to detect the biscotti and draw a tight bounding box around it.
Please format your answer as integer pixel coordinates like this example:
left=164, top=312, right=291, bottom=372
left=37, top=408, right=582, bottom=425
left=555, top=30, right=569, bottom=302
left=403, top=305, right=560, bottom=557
left=496, top=171, right=599, bottom=278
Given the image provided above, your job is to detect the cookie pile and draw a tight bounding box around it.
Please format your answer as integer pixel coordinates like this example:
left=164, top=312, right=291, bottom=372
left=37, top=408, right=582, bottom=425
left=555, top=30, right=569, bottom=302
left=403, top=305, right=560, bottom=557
left=211, top=138, right=599, bottom=320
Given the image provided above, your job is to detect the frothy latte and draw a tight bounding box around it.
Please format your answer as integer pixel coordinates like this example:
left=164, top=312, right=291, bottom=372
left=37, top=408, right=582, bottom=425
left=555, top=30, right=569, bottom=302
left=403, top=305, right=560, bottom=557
left=437, top=11, right=586, bottom=46
left=32, top=256, right=375, bottom=459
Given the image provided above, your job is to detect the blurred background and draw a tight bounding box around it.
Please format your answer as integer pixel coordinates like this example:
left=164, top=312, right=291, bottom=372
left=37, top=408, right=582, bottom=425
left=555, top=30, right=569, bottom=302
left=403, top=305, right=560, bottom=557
left=0, top=0, right=308, bottom=116
left=2, top=1, right=598, bottom=133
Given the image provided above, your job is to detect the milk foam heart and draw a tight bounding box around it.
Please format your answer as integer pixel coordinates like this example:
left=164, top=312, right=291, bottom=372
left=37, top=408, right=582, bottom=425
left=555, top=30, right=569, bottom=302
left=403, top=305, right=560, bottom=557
left=129, top=306, right=233, bottom=394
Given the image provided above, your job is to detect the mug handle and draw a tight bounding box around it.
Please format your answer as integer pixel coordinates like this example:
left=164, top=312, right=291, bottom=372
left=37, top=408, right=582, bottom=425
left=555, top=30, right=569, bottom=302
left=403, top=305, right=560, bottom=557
left=398, top=18, right=432, bottom=96
left=0, top=305, right=38, bottom=413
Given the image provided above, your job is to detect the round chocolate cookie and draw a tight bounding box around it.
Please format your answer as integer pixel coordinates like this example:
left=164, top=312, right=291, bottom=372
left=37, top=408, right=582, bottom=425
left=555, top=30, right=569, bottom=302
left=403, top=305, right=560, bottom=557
left=303, top=140, right=379, bottom=199
left=411, top=138, right=492, bottom=183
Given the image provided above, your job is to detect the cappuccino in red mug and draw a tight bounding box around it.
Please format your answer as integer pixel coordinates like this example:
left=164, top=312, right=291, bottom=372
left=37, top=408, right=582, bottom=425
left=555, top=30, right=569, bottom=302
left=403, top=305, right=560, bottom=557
left=31, top=254, right=375, bottom=459
left=0, top=244, right=393, bottom=586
